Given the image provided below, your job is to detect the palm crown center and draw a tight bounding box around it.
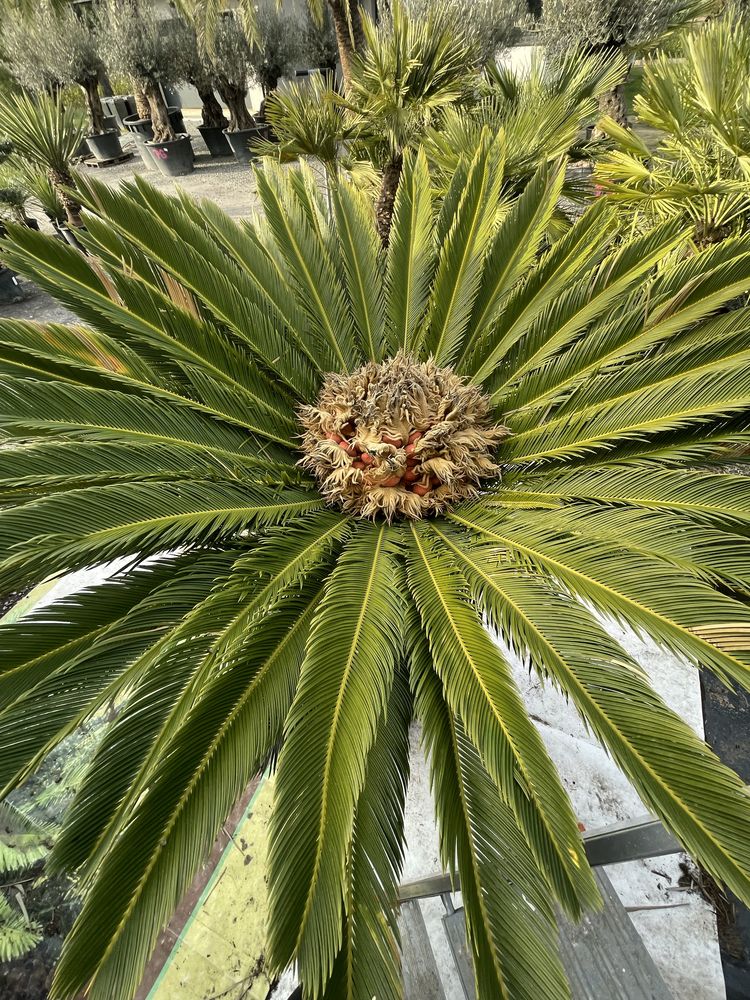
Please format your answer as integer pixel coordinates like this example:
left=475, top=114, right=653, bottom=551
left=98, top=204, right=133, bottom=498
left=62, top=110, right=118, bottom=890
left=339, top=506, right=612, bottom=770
left=300, top=353, right=508, bottom=519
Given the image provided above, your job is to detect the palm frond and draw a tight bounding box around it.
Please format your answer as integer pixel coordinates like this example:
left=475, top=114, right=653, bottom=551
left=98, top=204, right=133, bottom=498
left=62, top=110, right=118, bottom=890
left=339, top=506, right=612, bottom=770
left=406, top=522, right=599, bottom=918
left=411, top=623, right=572, bottom=1000
left=268, top=523, right=406, bottom=996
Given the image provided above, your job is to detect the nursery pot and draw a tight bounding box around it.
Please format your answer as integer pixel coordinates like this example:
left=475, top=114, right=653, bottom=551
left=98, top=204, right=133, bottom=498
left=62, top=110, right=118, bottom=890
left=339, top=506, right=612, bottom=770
left=146, top=133, right=194, bottom=177
left=0, top=267, right=24, bottom=304
left=123, top=113, right=154, bottom=139
left=197, top=124, right=233, bottom=157
left=123, top=116, right=156, bottom=169
left=224, top=125, right=266, bottom=164
left=86, top=129, right=123, bottom=162
left=168, top=107, right=186, bottom=134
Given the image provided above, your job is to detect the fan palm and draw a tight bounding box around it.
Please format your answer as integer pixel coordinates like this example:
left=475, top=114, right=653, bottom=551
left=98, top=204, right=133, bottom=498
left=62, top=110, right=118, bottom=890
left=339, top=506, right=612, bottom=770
left=595, top=15, right=750, bottom=243
left=346, top=1, right=477, bottom=242
left=422, top=49, right=627, bottom=233
left=0, top=91, right=84, bottom=227
left=2, top=142, right=750, bottom=1000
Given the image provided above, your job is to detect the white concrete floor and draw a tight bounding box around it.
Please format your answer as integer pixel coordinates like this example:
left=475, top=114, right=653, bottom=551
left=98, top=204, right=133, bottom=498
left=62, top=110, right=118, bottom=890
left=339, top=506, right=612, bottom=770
left=402, top=619, right=726, bottom=1000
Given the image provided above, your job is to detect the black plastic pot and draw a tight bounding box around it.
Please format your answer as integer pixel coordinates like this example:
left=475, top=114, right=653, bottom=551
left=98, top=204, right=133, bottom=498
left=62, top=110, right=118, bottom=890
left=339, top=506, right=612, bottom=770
left=0, top=267, right=25, bottom=304
left=123, top=113, right=154, bottom=138
left=224, top=125, right=266, bottom=164
left=146, top=133, right=194, bottom=177
left=168, top=107, right=186, bottom=134
left=197, top=124, right=233, bottom=157
left=124, top=108, right=185, bottom=136
left=123, top=116, right=156, bottom=169
left=86, top=129, right=123, bottom=161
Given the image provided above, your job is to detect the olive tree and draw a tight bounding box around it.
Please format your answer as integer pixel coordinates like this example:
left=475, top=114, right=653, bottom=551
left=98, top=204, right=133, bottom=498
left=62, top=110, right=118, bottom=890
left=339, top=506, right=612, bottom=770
left=248, top=0, right=305, bottom=100
left=396, top=0, right=525, bottom=65
left=543, top=0, right=716, bottom=123
left=207, top=11, right=257, bottom=132
left=99, top=0, right=186, bottom=142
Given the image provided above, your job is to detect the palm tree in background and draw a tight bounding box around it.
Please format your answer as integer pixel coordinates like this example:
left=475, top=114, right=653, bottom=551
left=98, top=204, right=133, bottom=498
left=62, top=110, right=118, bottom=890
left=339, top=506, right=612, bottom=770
left=1, top=142, right=750, bottom=998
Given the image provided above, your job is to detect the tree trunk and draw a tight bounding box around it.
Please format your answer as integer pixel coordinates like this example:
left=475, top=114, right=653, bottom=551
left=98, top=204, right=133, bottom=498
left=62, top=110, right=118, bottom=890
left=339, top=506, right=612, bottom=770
left=197, top=87, right=227, bottom=129
left=80, top=75, right=106, bottom=135
left=98, top=66, right=114, bottom=98
left=348, top=0, right=366, bottom=52
left=217, top=82, right=255, bottom=132
left=375, top=154, right=402, bottom=247
left=133, top=85, right=151, bottom=121
left=597, top=84, right=628, bottom=128
left=50, top=168, right=82, bottom=228
left=328, top=0, right=364, bottom=90
left=145, top=80, right=176, bottom=142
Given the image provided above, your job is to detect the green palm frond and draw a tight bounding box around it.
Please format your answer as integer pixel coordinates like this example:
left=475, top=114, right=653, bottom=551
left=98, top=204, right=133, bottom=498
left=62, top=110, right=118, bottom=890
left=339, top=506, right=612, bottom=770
left=1, top=132, right=750, bottom=1000
left=0, top=893, right=42, bottom=963
left=595, top=16, right=750, bottom=241
left=0, top=90, right=84, bottom=176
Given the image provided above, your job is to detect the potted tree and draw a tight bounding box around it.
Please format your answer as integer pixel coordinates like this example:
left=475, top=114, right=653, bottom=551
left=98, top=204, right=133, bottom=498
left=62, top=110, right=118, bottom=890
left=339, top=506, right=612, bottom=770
left=248, top=0, right=304, bottom=125
left=209, top=10, right=263, bottom=163
left=48, top=1, right=124, bottom=162
left=100, top=0, right=194, bottom=176
left=174, top=13, right=232, bottom=157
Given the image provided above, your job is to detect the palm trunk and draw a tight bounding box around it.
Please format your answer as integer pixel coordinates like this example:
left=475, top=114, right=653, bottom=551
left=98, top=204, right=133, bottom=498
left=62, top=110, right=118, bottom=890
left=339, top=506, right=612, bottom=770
left=598, top=83, right=628, bottom=127
left=145, top=80, right=176, bottom=142
left=133, top=85, right=151, bottom=121
left=375, top=154, right=402, bottom=247
left=197, top=87, right=227, bottom=129
left=217, top=82, right=255, bottom=132
left=328, top=0, right=364, bottom=90
left=80, top=75, right=107, bottom=135
left=50, top=168, right=82, bottom=228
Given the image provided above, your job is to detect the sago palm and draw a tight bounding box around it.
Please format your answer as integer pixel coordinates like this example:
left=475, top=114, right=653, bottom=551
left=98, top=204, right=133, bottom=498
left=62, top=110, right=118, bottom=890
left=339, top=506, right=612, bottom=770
left=3, top=143, right=750, bottom=1000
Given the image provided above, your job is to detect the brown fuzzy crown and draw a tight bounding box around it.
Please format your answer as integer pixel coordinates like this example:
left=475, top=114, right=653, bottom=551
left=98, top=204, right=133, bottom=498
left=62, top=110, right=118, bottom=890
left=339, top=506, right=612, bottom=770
left=299, top=353, right=508, bottom=520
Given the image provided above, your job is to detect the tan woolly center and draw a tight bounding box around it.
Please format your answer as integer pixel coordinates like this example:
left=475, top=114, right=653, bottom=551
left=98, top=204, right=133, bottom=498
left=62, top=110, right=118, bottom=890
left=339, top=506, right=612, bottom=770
left=299, top=353, right=508, bottom=520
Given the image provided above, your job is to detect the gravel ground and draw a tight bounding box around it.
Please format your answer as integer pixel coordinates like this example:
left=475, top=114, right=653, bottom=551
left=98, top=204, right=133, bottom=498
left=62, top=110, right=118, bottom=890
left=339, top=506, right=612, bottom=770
left=84, top=118, right=263, bottom=220
left=1, top=114, right=266, bottom=323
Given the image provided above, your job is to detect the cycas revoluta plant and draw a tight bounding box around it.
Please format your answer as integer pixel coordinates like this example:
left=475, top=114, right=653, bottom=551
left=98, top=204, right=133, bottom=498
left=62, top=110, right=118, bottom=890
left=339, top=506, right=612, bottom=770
left=595, top=15, right=750, bottom=244
left=543, top=0, right=717, bottom=125
left=0, top=91, right=84, bottom=227
left=3, top=138, right=750, bottom=998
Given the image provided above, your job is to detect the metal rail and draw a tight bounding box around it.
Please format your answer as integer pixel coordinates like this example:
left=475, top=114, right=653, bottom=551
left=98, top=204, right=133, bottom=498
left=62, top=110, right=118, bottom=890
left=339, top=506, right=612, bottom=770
left=398, top=813, right=680, bottom=902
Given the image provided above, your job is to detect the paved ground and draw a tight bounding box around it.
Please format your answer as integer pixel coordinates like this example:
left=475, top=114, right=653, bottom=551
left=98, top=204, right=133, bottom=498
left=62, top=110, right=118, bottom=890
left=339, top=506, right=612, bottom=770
left=80, top=123, right=263, bottom=220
